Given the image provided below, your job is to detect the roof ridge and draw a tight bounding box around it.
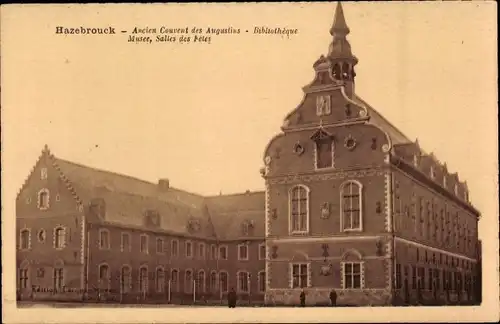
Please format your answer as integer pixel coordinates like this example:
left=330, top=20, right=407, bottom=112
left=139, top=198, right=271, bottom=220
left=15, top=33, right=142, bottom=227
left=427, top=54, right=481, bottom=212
left=205, top=190, right=265, bottom=198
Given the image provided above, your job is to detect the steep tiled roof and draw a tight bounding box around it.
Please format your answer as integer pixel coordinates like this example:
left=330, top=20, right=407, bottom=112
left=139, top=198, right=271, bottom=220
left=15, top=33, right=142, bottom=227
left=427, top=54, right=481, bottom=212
left=48, top=155, right=265, bottom=240
left=205, top=192, right=265, bottom=240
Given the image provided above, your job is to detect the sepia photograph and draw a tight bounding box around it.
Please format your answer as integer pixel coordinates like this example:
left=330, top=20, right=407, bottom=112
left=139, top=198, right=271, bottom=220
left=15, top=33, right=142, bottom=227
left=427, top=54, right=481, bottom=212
left=1, top=1, right=498, bottom=323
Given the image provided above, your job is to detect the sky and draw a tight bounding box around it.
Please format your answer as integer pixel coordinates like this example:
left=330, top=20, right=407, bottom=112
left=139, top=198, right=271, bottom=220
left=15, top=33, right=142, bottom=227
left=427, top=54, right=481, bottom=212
left=1, top=2, right=498, bottom=320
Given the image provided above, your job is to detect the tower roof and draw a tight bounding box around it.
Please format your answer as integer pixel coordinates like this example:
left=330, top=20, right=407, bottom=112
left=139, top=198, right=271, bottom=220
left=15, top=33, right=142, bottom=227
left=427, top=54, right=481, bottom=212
left=327, top=2, right=357, bottom=61
left=330, top=1, right=350, bottom=36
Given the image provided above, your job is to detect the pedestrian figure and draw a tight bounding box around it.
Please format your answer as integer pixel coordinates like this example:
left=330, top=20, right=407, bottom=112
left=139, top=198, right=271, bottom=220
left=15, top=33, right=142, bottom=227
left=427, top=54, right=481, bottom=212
left=329, top=289, right=337, bottom=307
left=299, top=289, right=306, bottom=307
left=228, top=288, right=237, bottom=308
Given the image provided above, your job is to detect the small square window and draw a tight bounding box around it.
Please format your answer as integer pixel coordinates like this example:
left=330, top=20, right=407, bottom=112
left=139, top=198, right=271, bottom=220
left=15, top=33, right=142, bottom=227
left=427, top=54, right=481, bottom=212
left=41, top=168, right=48, bottom=180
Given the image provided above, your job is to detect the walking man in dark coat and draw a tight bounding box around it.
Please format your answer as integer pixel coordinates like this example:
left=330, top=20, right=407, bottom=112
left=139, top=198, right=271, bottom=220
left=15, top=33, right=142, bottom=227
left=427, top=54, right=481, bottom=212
left=228, top=288, right=237, bottom=308
left=329, top=289, right=337, bottom=306
left=299, top=289, right=306, bottom=307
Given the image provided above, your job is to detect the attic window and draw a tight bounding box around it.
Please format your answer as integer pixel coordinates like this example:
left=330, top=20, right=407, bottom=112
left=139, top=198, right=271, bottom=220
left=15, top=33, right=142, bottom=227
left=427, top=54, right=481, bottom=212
left=41, top=168, right=48, bottom=180
left=443, top=176, right=447, bottom=189
left=413, top=155, right=419, bottom=167
left=38, top=189, right=50, bottom=210
left=242, top=220, right=255, bottom=236
left=316, top=95, right=331, bottom=116
left=454, top=184, right=459, bottom=196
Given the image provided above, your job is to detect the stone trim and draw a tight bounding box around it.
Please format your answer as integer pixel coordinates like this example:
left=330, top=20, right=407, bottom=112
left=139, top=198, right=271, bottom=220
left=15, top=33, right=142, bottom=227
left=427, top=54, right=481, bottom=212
left=268, top=168, right=386, bottom=185
left=267, top=234, right=382, bottom=244
left=384, top=171, right=393, bottom=232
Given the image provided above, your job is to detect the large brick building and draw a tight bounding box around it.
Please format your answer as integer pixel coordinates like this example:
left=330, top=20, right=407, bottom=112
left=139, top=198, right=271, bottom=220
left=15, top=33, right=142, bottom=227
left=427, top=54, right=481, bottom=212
left=16, top=3, right=481, bottom=306
left=16, top=147, right=266, bottom=304
left=261, top=2, right=481, bottom=306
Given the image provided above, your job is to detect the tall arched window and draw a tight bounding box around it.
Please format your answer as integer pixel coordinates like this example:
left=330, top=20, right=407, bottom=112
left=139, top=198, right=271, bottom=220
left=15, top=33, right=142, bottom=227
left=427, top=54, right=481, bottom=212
left=139, top=266, right=148, bottom=294
left=98, top=264, right=110, bottom=289
left=170, top=269, right=179, bottom=292
left=156, top=267, right=165, bottom=293
left=209, top=271, right=217, bottom=292
left=237, top=271, right=249, bottom=293
left=340, top=181, right=363, bottom=231
left=197, top=270, right=205, bottom=293
left=54, top=227, right=66, bottom=249
left=184, top=269, right=193, bottom=293
left=289, top=185, right=309, bottom=234
left=120, top=266, right=131, bottom=293
left=219, top=271, right=228, bottom=293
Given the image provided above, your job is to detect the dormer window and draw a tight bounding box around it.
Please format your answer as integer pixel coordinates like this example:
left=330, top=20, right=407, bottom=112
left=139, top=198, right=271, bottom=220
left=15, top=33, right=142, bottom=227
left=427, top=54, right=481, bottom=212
left=430, top=166, right=436, bottom=180
left=454, top=184, right=459, bottom=196
left=413, top=155, right=419, bottom=167
left=443, top=176, right=447, bottom=189
left=311, top=129, right=334, bottom=169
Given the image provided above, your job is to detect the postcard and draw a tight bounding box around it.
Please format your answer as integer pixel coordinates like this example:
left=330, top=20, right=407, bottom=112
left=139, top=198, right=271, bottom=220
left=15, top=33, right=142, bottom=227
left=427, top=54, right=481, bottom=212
left=1, top=2, right=498, bottom=323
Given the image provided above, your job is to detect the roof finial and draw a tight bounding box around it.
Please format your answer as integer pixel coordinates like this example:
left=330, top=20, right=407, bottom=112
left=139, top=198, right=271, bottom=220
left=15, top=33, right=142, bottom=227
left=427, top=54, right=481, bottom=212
left=330, top=1, right=350, bottom=37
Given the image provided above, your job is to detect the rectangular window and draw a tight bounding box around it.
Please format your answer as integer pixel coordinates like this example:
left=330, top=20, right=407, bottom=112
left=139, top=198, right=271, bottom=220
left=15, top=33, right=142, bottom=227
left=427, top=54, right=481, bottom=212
left=54, top=227, right=66, bottom=249
left=395, top=264, right=402, bottom=289
left=140, top=235, right=148, bottom=254
left=259, top=243, right=266, bottom=260
left=292, top=263, right=308, bottom=288
left=41, top=167, right=48, bottom=180
left=412, top=266, right=417, bottom=289
left=219, top=246, right=228, bottom=260
left=238, top=244, right=248, bottom=260
left=53, top=268, right=64, bottom=290
left=120, top=267, right=131, bottom=293
left=198, top=243, right=205, bottom=259
left=99, top=230, right=110, bottom=250
left=171, top=240, right=178, bottom=257
left=343, top=262, right=362, bottom=289
left=210, top=244, right=217, bottom=260
left=316, top=140, right=333, bottom=169
left=428, top=268, right=433, bottom=290
left=418, top=267, right=425, bottom=290
left=121, top=233, right=130, bottom=252
left=185, top=241, right=193, bottom=258
left=20, top=230, right=30, bottom=250
left=258, top=271, right=266, bottom=293
left=156, top=238, right=164, bottom=254
left=19, top=269, right=29, bottom=289
left=237, top=272, right=249, bottom=293
left=170, top=270, right=179, bottom=292
left=139, top=267, right=148, bottom=293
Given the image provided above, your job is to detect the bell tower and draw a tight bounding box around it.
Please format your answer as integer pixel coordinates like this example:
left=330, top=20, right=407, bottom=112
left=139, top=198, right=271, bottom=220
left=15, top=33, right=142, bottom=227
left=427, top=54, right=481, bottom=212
left=325, top=2, right=358, bottom=96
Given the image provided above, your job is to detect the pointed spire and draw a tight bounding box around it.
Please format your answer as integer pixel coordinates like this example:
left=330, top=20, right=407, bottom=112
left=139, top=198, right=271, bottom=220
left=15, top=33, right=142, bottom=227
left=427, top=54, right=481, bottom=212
left=330, top=2, right=350, bottom=37
left=327, top=2, right=356, bottom=61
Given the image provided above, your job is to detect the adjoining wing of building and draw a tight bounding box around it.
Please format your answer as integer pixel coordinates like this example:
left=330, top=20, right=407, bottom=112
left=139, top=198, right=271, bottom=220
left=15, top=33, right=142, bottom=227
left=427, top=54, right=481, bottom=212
left=16, top=2, right=481, bottom=306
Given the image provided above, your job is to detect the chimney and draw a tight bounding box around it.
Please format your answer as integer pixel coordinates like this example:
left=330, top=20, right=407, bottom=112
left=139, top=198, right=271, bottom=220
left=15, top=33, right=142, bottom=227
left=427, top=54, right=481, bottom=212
left=158, top=178, right=170, bottom=191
